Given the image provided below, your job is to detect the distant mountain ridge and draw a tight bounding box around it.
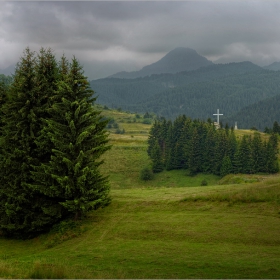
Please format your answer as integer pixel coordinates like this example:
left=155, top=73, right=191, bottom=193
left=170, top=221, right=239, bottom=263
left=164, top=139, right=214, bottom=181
left=0, top=64, right=15, bottom=76
left=263, top=62, right=280, bottom=71
left=108, top=47, right=213, bottom=79
left=91, top=60, right=280, bottom=129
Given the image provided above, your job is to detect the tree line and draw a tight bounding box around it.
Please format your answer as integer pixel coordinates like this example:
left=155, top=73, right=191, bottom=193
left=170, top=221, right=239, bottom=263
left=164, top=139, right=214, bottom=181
left=148, top=116, right=279, bottom=176
left=0, top=48, right=110, bottom=237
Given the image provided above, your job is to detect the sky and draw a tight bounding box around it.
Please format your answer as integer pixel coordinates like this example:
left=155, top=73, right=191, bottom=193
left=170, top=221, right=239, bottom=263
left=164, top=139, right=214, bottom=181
left=1, top=1, right=280, bottom=80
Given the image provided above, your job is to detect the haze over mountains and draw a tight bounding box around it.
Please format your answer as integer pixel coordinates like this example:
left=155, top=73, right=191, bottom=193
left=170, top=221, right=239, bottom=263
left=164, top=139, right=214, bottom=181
left=263, top=62, right=280, bottom=71
left=108, top=47, right=214, bottom=79
left=0, top=64, right=16, bottom=76
left=91, top=47, right=280, bottom=130
left=1, top=47, right=280, bottom=130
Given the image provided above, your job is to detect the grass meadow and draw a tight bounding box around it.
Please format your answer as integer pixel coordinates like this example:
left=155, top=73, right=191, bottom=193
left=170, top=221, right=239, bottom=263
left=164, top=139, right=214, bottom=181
left=0, top=108, right=280, bottom=279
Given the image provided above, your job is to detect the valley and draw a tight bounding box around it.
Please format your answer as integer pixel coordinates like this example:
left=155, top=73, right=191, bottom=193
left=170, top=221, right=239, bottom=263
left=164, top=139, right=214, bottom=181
left=1, top=108, right=279, bottom=279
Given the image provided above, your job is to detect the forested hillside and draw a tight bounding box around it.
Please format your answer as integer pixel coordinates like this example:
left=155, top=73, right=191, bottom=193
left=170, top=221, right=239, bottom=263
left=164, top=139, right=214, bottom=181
left=223, top=94, right=280, bottom=131
left=91, top=63, right=280, bottom=128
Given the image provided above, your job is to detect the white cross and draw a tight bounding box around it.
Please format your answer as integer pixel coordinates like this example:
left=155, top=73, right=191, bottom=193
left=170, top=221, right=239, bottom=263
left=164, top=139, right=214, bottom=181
left=213, top=109, right=223, bottom=125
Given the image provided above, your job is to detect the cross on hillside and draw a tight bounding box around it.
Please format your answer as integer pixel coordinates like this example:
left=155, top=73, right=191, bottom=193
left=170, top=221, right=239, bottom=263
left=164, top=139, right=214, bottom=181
left=213, top=109, right=223, bottom=125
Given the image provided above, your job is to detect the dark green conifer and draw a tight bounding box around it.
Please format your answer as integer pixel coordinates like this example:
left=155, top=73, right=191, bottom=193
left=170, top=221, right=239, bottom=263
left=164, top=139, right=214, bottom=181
left=239, top=135, right=254, bottom=174
left=220, top=155, right=233, bottom=177
left=188, top=128, right=201, bottom=175
left=0, top=49, right=111, bottom=236
left=251, top=132, right=264, bottom=173
left=265, top=133, right=279, bottom=173
left=0, top=48, right=52, bottom=236
left=31, top=57, right=111, bottom=220
left=151, top=141, right=164, bottom=173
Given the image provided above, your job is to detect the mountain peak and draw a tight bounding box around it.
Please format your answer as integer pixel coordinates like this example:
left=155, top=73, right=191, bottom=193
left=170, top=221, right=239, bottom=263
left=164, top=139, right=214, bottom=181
left=108, top=47, right=213, bottom=79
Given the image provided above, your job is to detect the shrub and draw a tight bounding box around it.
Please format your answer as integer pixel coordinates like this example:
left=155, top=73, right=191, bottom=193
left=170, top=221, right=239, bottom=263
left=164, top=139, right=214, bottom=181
left=201, top=179, right=208, bottom=186
left=140, top=167, right=154, bottom=181
left=142, top=119, right=152, bottom=124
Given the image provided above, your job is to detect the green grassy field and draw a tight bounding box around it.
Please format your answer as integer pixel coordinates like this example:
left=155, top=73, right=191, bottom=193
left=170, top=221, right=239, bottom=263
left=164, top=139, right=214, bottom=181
left=1, top=108, right=280, bottom=279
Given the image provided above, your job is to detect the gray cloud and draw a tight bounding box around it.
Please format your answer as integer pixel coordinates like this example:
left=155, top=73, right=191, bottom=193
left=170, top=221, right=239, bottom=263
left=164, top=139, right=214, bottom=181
left=1, top=1, right=280, bottom=79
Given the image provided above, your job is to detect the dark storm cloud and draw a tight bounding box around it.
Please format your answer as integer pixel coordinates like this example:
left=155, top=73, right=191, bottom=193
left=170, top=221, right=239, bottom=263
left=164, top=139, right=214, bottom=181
left=1, top=1, right=280, bottom=79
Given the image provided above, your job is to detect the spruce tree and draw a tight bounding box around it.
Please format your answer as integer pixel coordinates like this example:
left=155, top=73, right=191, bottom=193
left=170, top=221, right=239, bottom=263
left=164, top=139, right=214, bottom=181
left=0, top=48, right=53, bottom=236
left=188, top=128, right=201, bottom=175
left=266, top=133, right=279, bottom=173
left=151, top=141, right=164, bottom=173
left=251, top=132, right=264, bottom=173
left=220, top=155, right=233, bottom=177
left=31, top=57, right=111, bottom=220
left=0, top=49, right=111, bottom=236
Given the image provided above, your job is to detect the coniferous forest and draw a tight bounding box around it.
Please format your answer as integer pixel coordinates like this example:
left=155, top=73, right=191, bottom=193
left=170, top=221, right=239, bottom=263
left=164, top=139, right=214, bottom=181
left=0, top=48, right=110, bottom=237
left=147, top=116, right=279, bottom=176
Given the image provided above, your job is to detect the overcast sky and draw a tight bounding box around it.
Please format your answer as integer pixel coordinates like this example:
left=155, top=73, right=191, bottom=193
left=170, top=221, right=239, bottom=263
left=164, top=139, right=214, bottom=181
left=1, top=1, right=280, bottom=80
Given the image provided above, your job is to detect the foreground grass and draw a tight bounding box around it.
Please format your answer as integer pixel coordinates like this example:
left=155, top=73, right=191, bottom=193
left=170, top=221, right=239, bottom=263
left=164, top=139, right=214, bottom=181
left=1, top=111, right=280, bottom=278
left=1, top=181, right=280, bottom=278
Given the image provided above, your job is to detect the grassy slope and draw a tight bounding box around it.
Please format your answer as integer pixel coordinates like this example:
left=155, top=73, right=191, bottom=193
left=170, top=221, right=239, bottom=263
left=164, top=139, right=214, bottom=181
left=0, top=108, right=280, bottom=279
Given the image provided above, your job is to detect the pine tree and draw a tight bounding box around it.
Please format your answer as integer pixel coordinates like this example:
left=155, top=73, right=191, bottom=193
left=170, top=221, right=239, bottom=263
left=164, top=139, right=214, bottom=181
left=188, top=128, right=201, bottom=175
left=147, top=120, right=161, bottom=157
left=272, top=121, right=280, bottom=135
left=228, top=129, right=238, bottom=162
left=212, top=130, right=230, bottom=175
left=251, top=132, right=264, bottom=173
left=165, top=122, right=175, bottom=170
left=31, top=57, right=111, bottom=220
left=151, top=141, right=164, bottom=173
left=0, top=48, right=53, bottom=236
left=232, top=144, right=242, bottom=174
left=0, top=49, right=111, bottom=236
left=220, top=155, right=233, bottom=177
left=239, top=135, right=254, bottom=174
left=266, top=133, right=279, bottom=173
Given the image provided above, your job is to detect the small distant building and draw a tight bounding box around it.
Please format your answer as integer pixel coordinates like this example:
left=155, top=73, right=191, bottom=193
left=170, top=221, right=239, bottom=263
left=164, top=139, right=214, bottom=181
left=214, top=122, right=220, bottom=129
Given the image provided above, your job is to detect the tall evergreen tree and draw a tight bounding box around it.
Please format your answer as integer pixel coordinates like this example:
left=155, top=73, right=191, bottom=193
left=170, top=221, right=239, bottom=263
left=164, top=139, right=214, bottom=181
left=251, top=132, right=264, bottom=173
left=0, top=49, right=111, bottom=236
left=272, top=121, right=280, bottom=135
left=188, top=128, right=201, bottom=175
left=151, top=141, right=164, bottom=173
left=31, top=57, right=111, bottom=220
left=0, top=48, right=52, bottom=236
left=220, top=155, right=233, bottom=177
left=266, top=133, right=279, bottom=173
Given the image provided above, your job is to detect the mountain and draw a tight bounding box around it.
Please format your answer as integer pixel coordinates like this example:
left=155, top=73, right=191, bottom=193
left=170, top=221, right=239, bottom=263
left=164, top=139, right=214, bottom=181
left=91, top=61, right=280, bottom=126
left=108, top=47, right=213, bottom=79
left=263, top=62, right=280, bottom=71
left=92, top=61, right=263, bottom=105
